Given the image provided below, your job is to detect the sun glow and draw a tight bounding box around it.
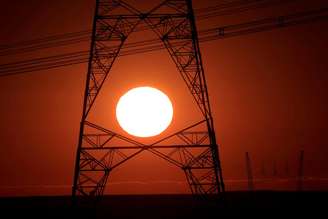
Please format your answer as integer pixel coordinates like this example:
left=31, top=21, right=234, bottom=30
left=116, top=87, right=173, bottom=137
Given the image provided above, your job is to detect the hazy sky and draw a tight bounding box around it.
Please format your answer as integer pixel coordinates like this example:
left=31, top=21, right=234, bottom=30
left=0, top=0, right=327, bottom=196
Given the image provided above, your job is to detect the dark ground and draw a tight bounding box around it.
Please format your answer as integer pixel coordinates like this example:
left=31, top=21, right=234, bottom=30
left=0, top=191, right=326, bottom=218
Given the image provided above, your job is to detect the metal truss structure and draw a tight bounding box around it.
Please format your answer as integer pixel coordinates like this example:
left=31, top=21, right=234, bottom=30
left=72, top=0, right=225, bottom=204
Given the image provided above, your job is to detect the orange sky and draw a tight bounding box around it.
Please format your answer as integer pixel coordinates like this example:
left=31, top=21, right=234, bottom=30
left=0, top=0, right=328, bottom=196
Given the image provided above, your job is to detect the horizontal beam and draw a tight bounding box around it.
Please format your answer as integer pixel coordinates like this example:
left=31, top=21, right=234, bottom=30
left=81, top=145, right=211, bottom=150
left=183, top=166, right=215, bottom=169
left=80, top=169, right=108, bottom=172
left=97, top=14, right=187, bottom=19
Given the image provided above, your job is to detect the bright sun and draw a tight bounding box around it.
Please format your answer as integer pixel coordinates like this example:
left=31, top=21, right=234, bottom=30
left=116, top=86, right=173, bottom=137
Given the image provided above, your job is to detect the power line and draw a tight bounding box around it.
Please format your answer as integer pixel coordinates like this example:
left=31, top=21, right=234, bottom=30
left=197, top=0, right=298, bottom=20
left=0, top=30, right=91, bottom=50
left=0, top=0, right=293, bottom=56
left=0, top=6, right=327, bottom=77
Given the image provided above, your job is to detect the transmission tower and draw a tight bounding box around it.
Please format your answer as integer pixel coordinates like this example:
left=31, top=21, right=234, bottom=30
left=298, top=150, right=304, bottom=191
left=72, top=0, right=225, bottom=204
left=245, top=152, right=254, bottom=191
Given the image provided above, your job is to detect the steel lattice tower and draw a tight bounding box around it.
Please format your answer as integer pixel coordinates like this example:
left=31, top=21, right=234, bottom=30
left=72, top=0, right=225, bottom=203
